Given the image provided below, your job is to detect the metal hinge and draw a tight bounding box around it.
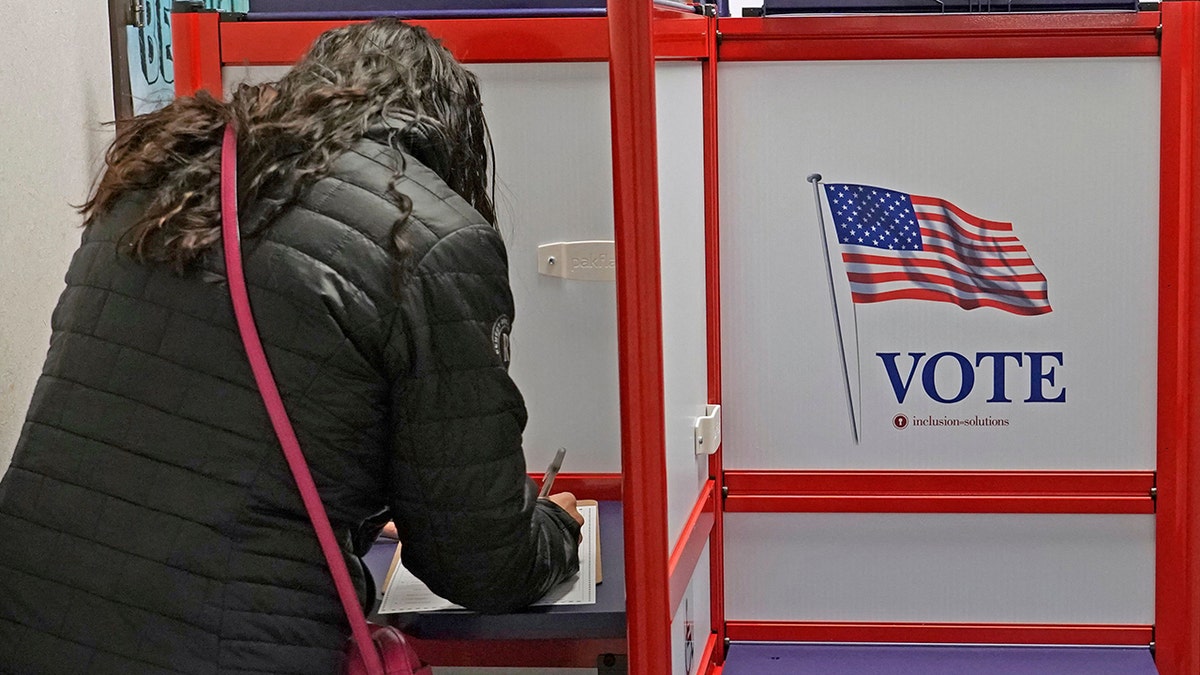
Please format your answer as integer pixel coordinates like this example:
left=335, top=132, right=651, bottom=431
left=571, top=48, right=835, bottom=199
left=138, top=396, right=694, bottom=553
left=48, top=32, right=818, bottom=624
left=130, top=0, right=147, bottom=28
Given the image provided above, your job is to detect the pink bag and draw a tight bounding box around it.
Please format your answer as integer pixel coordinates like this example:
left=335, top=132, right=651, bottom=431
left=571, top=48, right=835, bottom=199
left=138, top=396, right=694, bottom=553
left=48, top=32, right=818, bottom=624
left=342, top=625, right=428, bottom=675
left=221, top=124, right=431, bottom=675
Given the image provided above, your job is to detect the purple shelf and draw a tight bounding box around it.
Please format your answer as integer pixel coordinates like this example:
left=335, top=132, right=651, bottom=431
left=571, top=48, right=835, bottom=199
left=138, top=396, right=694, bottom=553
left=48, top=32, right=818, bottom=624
left=723, top=643, right=1158, bottom=675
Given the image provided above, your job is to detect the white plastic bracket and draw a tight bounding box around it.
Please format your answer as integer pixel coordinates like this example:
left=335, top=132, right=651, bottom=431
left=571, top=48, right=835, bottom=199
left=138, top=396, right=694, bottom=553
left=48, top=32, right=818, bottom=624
left=694, top=404, right=722, bottom=456
left=537, top=241, right=616, bottom=282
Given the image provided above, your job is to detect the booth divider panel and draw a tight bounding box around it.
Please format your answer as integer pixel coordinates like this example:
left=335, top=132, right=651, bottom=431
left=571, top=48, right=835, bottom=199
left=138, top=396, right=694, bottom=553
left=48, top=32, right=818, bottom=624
left=724, top=512, right=1154, bottom=624
left=221, top=65, right=289, bottom=99
left=474, top=62, right=621, bottom=473
left=656, top=61, right=712, bottom=547
left=718, top=57, right=1160, bottom=470
left=656, top=62, right=715, bottom=675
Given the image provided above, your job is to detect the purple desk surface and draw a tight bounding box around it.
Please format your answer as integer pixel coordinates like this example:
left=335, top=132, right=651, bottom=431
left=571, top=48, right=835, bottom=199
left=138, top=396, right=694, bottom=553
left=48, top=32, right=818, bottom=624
left=363, top=500, right=624, bottom=641
left=723, top=644, right=1159, bottom=675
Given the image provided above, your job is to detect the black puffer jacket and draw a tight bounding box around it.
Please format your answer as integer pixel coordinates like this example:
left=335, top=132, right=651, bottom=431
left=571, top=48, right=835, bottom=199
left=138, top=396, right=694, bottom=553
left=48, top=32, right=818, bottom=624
left=0, top=135, right=581, bottom=674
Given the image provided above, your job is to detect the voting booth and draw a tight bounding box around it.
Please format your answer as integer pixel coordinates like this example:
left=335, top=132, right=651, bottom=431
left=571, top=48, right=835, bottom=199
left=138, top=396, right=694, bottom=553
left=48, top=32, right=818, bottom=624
left=172, top=1, right=1200, bottom=673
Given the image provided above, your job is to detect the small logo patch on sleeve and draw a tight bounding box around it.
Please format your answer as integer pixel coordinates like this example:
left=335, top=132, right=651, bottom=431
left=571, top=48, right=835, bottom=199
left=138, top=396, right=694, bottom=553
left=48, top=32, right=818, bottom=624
left=491, top=315, right=512, bottom=368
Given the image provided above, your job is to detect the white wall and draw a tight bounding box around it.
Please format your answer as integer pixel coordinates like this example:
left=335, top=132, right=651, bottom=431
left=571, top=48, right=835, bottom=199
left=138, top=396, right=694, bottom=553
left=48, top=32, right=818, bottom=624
left=0, top=6, right=114, bottom=473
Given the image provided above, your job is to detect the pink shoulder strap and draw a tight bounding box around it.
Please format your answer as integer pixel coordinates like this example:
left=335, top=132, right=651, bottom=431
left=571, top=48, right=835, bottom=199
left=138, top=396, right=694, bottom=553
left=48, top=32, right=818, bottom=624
left=220, top=124, right=385, bottom=675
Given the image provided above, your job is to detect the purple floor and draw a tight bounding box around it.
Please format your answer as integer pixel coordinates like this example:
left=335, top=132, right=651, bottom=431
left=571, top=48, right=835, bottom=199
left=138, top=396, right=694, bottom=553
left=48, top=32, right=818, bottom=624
left=722, top=643, right=1158, bottom=675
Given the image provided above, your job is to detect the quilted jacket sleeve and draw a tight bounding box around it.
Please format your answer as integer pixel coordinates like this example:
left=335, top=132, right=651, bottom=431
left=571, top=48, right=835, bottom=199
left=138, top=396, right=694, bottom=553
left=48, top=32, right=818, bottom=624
left=386, top=222, right=581, bottom=614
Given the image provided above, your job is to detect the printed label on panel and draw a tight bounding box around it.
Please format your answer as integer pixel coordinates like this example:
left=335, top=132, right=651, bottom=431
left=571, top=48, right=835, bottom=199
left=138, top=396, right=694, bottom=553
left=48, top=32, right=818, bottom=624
left=809, top=177, right=1065, bottom=444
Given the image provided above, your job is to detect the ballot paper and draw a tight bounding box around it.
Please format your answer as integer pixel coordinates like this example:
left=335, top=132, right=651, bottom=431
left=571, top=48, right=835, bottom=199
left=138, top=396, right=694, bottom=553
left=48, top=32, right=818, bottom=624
left=378, top=502, right=598, bottom=613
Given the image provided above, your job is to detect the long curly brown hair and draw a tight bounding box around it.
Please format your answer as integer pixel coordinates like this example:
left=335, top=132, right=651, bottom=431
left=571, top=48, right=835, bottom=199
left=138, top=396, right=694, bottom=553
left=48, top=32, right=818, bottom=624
left=80, top=19, right=495, bottom=271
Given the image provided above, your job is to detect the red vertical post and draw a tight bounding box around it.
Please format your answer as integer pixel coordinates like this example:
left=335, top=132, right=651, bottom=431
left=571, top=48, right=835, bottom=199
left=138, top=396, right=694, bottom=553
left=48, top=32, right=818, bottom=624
left=608, top=1, right=672, bottom=674
left=1156, top=3, right=1200, bottom=674
left=701, top=8, right=728, bottom=670
left=171, top=6, right=223, bottom=98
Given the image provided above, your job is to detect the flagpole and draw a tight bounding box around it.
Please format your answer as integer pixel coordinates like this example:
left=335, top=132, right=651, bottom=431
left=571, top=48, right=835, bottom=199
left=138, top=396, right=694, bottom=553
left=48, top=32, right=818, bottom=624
left=807, top=174, right=860, bottom=444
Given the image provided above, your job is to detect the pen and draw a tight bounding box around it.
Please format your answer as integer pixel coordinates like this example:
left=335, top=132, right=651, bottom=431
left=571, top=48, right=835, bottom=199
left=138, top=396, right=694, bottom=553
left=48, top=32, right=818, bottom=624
left=537, top=447, right=566, bottom=499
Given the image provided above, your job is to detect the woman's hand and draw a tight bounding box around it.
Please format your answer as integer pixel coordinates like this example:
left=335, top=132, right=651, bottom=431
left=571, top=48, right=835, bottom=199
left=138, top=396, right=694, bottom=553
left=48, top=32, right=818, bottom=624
left=546, top=492, right=585, bottom=528
left=379, top=521, right=399, bottom=540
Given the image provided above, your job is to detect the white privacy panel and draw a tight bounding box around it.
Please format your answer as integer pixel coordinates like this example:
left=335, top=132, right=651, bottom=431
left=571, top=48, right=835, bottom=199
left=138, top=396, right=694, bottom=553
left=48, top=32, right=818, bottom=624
left=656, top=62, right=712, bottom=547
left=222, top=65, right=288, bottom=98
left=719, top=58, right=1160, bottom=470
left=474, top=63, right=619, bottom=473
left=223, top=63, right=621, bottom=474
left=673, top=543, right=712, bottom=675
left=725, top=513, right=1155, bottom=624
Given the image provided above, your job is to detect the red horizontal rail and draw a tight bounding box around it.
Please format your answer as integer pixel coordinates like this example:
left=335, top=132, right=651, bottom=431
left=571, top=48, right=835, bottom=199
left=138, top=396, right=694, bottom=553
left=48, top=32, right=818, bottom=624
left=667, top=480, right=717, bottom=616
left=725, top=621, right=1154, bottom=646
left=652, top=7, right=709, bottom=60
left=723, top=470, right=1155, bottom=514
left=718, top=13, right=1161, bottom=61
left=726, top=494, right=1154, bottom=514
left=408, top=635, right=626, bottom=668
left=220, top=15, right=705, bottom=67
left=221, top=18, right=610, bottom=65
left=527, top=472, right=622, bottom=502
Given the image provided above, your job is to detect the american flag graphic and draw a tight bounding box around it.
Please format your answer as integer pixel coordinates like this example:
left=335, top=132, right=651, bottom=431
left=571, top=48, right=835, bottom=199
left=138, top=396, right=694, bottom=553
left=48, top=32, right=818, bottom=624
left=823, top=183, right=1052, bottom=316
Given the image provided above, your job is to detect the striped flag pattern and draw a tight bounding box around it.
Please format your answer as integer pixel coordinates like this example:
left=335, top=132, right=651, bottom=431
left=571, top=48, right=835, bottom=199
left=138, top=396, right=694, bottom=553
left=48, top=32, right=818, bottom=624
left=822, top=183, right=1051, bottom=316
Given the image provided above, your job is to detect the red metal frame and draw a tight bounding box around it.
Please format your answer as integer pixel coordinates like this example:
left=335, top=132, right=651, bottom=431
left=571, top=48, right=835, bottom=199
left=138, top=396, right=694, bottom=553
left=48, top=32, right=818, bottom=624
left=651, top=5, right=709, bottom=60
left=221, top=18, right=611, bottom=65
left=171, top=9, right=222, bottom=97
left=173, top=4, right=1200, bottom=671
left=1156, top=4, right=1200, bottom=674
left=176, top=6, right=706, bottom=672
left=667, top=480, right=717, bottom=615
left=725, top=621, right=1154, bottom=646
left=709, top=8, right=1197, bottom=669
left=701, top=8, right=728, bottom=670
left=718, top=12, right=1160, bottom=61
left=696, top=632, right=722, bottom=675
left=724, top=471, right=1155, bottom=514
left=216, top=15, right=702, bottom=69
left=608, top=2, right=673, bottom=674
left=528, top=472, right=622, bottom=502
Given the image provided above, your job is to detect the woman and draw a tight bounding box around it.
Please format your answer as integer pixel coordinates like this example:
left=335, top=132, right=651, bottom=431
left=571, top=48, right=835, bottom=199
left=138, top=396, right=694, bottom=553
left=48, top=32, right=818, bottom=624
left=0, top=19, right=582, bottom=675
